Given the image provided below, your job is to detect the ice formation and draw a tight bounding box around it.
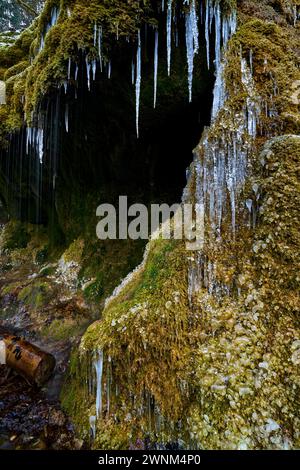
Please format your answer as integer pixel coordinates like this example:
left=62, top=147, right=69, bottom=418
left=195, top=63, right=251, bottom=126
left=135, top=30, right=142, bottom=138
left=166, top=0, right=172, bottom=76
left=154, top=30, right=159, bottom=108
left=94, top=350, right=104, bottom=419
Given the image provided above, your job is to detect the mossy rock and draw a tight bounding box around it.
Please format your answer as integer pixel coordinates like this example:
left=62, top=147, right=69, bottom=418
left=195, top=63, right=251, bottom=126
left=18, top=280, right=52, bottom=310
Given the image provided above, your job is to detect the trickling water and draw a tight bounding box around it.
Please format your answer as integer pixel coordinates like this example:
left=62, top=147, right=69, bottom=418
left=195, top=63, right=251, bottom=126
left=166, top=0, right=172, bottom=76
left=154, top=30, right=159, bottom=108
left=135, top=30, right=142, bottom=138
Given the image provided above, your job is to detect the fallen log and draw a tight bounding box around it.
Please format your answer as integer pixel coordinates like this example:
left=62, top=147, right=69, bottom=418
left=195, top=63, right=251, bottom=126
left=0, top=335, right=56, bottom=387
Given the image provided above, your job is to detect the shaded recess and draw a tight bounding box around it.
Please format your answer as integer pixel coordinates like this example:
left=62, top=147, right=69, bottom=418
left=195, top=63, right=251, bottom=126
left=0, top=18, right=215, bottom=243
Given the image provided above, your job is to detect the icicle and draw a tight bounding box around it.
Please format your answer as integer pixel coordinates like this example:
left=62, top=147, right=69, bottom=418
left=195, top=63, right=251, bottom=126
left=135, top=30, right=142, bottom=138
left=185, top=10, right=194, bottom=103
left=75, top=63, right=79, bottom=81
left=86, top=57, right=91, bottom=90
left=92, top=59, right=97, bottom=81
left=212, top=61, right=225, bottom=119
left=107, top=61, right=111, bottom=79
left=166, top=0, right=172, bottom=76
left=94, top=350, right=104, bottom=419
left=249, top=49, right=253, bottom=75
left=154, top=30, right=159, bottom=108
left=94, top=22, right=97, bottom=47
left=98, top=26, right=103, bottom=72
left=37, top=129, right=43, bottom=164
left=162, top=0, right=165, bottom=12
left=67, top=57, right=71, bottom=80
left=214, top=3, right=221, bottom=70
left=65, top=104, right=69, bottom=133
left=205, top=0, right=210, bottom=69
left=191, top=0, right=199, bottom=55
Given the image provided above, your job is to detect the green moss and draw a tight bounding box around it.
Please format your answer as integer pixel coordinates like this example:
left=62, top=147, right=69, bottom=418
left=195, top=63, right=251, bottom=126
left=41, top=317, right=90, bottom=341
left=63, top=237, right=85, bottom=263
left=0, top=220, right=30, bottom=251
left=18, top=280, right=51, bottom=309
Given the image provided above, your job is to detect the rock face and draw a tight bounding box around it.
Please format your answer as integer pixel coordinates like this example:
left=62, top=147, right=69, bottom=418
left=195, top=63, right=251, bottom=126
left=0, top=0, right=299, bottom=451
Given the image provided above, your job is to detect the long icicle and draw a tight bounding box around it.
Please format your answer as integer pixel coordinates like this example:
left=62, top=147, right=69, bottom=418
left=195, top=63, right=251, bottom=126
left=205, top=0, right=210, bottom=69
left=154, top=29, right=159, bottom=108
left=135, top=30, right=142, bottom=138
left=166, top=0, right=172, bottom=76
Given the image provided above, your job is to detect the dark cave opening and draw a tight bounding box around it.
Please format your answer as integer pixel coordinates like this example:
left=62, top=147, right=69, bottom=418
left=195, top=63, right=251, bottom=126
left=0, top=18, right=215, bottom=239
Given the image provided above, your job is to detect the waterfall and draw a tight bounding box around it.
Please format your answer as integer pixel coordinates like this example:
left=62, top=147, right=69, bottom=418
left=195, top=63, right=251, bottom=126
left=135, top=30, right=142, bottom=138
left=154, top=30, right=159, bottom=108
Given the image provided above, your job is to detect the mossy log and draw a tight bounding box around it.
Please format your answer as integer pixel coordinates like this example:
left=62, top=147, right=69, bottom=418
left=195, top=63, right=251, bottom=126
left=0, top=334, right=56, bottom=386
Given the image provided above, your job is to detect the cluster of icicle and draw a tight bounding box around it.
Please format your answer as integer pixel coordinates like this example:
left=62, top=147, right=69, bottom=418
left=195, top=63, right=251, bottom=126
left=185, top=50, right=262, bottom=304
left=26, top=126, right=44, bottom=164
left=87, top=347, right=166, bottom=441
left=39, top=6, right=60, bottom=53
left=58, top=1, right=238, bottom=139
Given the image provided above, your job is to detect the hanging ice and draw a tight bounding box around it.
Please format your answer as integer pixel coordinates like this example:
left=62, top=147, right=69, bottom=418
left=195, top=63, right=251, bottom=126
left=94, top=350, right=104, bottom=419
left=98, top=26, right=103, bottom=72
left=65, top=104, right=69, bottom=133
left=94, top=22, right=97, bottom=47
left=37, top=129, right=44, bottom=164
left=135, top=30, right=142, bottom=138
left=191, top=0, right=199, bottom=55
left=154, top=30, right=159, bottom=108
left=214, top=3, right=221, bottom=70
left=166, top=0, right=172, bottom=76
left=86, top=57, right=91, bottom=90
left=212, top=60, right=226, bottom=119
left=205, top=0, right=211, bottom=68
left=92, top=59, right=97, bottom=81
left=68, top=57, right=71, bottom=80
left=75, top=63, right=79, bottom=81
left=185, top=11, right=194, bottom=103
left=185, top=0, right=199, bottom=102
left=39, top=7, right=60, bottom=53
left=108, top=61, right=112, bottom=79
